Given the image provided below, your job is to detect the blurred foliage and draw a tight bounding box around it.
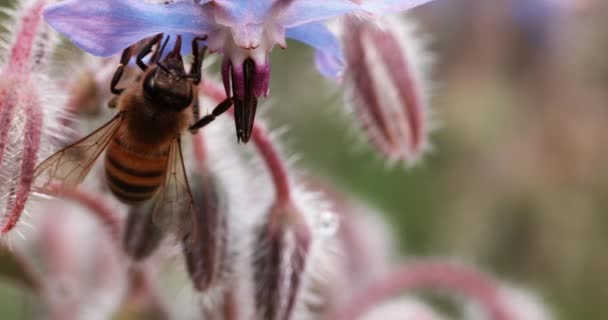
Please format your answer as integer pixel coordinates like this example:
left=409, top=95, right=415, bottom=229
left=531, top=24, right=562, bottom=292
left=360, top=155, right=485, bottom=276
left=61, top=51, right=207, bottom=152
left=267, top=1, right=608, bottom=319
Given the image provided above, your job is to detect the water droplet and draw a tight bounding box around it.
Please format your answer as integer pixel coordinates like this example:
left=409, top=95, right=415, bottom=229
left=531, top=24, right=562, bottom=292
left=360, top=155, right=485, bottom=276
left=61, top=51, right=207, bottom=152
left=316, top=211, right=339, bottom=237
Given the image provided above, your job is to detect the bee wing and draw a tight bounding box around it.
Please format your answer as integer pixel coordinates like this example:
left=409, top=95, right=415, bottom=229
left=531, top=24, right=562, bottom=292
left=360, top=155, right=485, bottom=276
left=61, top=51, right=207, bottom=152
left=33, top=114, right=124, bottom=193
left=152, top=138, right=196, bottom=235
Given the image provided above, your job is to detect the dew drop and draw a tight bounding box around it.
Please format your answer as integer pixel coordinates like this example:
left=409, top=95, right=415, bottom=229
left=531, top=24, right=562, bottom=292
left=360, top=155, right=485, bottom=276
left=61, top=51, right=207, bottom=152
left=316, top=210, right=339, bottom=237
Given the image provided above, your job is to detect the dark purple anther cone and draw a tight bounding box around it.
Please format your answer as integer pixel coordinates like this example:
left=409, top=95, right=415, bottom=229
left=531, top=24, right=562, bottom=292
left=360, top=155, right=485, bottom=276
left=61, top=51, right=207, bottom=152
left=221, top=56, right=270, bottom=143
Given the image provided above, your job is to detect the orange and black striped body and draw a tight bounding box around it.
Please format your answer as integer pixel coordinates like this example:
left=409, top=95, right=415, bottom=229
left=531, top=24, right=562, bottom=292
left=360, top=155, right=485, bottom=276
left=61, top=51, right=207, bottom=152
left=104, top=75, right=192, bottom=204
left=104, top=134, right=170, bottom=204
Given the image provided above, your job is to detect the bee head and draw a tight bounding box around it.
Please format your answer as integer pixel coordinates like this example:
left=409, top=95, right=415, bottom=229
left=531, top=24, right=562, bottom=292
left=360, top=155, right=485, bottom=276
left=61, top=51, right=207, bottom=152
left=143, top=35, right=193, bottom=111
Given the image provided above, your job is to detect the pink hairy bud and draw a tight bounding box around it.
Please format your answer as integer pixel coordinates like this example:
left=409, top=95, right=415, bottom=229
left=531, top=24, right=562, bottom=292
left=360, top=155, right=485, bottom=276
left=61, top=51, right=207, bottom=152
left=182, top=171, right=230, bottom=292
left=252, top=204, right=310, bottom=320
left=199, top=79, right=314, bottom=320
left=0, top=0, right=60, bottom=234
left=342, top=15, right=433, bottom=165
left=122, top=199, right=165, bottom=261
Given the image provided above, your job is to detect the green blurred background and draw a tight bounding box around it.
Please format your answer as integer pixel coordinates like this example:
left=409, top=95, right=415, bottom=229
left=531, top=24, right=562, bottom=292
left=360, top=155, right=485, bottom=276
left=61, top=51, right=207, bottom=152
left=0, top=0, right=607, bottom=319
left=265, top=1, right=608, bottom=319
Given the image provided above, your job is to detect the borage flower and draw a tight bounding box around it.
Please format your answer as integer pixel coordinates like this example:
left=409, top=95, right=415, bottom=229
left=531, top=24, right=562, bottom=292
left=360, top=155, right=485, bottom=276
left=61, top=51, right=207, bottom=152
left=43, top=0, right=433, bottom=142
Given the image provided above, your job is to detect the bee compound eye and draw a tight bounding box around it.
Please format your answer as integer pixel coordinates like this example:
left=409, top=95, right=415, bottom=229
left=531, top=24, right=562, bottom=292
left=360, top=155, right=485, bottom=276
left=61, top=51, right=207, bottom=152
left=143, top=72, right=157, bottom=96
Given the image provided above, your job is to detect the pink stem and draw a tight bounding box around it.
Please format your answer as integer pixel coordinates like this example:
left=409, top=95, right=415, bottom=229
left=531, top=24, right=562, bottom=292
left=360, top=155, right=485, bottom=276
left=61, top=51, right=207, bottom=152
left=1, top=93, right=42, bottom=233
left=200, top=79, right=229, bottom=102
left=54, top=188, right=122, bottom=239
left=192, top=131, right=207, bottom=172
left=8, top=0, right=47, bottom=72
left=329, top=261, right=514, bottom=320
left=126, top=267, right=170, bottom=319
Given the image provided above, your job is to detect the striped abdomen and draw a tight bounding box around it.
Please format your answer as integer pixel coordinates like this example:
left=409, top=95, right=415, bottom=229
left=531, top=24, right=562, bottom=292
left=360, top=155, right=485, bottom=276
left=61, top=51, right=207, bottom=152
left=105, top=136, right=169, bottom=204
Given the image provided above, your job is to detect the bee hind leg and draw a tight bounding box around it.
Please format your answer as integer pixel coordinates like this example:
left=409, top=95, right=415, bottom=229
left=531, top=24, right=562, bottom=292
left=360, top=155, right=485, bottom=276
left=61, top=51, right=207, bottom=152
left=107, top=95, right=119, bottom=109
left=110, top=46, right=134, bottom=95
left=137, top=33, right=165, bottom=71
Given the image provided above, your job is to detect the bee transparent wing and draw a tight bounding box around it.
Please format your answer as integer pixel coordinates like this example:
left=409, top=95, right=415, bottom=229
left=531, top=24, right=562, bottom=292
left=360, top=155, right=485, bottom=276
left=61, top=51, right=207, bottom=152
left=33, top=114, right=123, bottom=193
left=152, top=138, right=196, bottom=235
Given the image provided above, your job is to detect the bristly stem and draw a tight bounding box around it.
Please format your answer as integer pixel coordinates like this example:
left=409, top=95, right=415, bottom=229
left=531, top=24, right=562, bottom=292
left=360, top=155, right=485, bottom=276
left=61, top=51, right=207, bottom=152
left=126, top=266, right=170, bottom=319
left=8, top=0, right=47, bottom=71
left=1, top=94, right=42, bottom=233
left=0, top=0, right=49, bottom=233
left=192, top=131, right=207, bottom=172
left=329, top=261, right=514, bottom=320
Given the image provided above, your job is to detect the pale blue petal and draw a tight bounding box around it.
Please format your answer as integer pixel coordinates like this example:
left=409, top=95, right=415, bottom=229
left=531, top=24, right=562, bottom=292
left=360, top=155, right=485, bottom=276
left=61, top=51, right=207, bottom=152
left=212, top=0, right=274, bottom=25
left=282, top=0, right=359, bottom=27
left=44, top=0, right=214, bottom=56
left=361, top=0, right=434, bottom=15
left=286, top=23, right=344, bottom=79
left=314, top=50, right=344, bottom=80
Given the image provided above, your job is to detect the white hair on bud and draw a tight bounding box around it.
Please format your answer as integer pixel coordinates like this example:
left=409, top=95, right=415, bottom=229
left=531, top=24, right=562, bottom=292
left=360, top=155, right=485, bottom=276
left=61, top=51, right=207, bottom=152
left=298, top=197, right=401, bottom=319
left=22, top=200, right=128, bottom=320
left=341, top=13, right=438, bottom=166
left=0, top=0, right=69, bottom=236
left=181, top=105, right=260, bottom=318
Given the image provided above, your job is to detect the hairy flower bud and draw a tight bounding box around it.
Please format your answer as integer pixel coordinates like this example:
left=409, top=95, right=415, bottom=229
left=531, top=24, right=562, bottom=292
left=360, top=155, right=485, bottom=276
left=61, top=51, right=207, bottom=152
left=123, top=199, right=165, bottom=261
left=38, top=201, right=127, bottom=320
left=342, top=14, right=433, bottom=165
left=252, top=204, right=310, bottom=320
left=0, top=0, right=64, bottom=234
left=182, top=171, right=231, bottom=292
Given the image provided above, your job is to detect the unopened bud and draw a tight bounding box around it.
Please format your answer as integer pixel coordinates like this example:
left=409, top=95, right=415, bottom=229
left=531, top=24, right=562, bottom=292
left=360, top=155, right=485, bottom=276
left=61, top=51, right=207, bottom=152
left=122, top=199, right=164, bottom=261
left=342, top=15, right=433, bottom=165
left=252, top=205, right=310, bottom=320
left=182, top=172, right=230, bottom=292
left=0, top=0, right=63, bottom=234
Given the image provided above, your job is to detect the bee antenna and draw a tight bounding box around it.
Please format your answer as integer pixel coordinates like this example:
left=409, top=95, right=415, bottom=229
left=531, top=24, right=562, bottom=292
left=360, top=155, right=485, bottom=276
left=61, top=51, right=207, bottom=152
left=158, top=35, right=171, bottom=58
left=172, top=35, right=183, bottom=55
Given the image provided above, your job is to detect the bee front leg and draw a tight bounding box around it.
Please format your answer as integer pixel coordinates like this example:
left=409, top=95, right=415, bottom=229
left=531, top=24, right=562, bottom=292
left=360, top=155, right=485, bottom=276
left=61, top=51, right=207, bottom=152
left=110, top=46, right=134, bottom=95
left=136, top=33, right=164, bottom=71
left=190, top=36, right=208, bottom=86
left=189, top=97, right=234, bottom=132
left=107, top=95, right=119, bottom=109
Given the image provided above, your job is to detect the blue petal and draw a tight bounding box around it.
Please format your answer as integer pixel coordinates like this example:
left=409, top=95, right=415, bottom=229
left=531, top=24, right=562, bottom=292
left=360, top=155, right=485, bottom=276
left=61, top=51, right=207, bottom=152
left=212, top=0, right=274, bottom=25
left=286, top=22, right=344, bottom=79
left=282, top=0, right=359, bottom=27
left=361, top=0, right=434, bottom=15
left=44, top=0, right=214, bottom=56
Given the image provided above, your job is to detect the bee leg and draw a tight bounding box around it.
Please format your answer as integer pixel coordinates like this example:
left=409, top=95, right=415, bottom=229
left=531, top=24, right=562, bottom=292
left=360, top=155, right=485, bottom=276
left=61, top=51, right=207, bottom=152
left=107, top=95, right=119, bottom=109
left=136, top=33, right=164, bottom=71
left=189, top=97, right=234, bottom=132
left=190, top=94, right=201, bottom=134
left=190, top=36, right=208, bottom=85
left=110, top=46, right=134, bottom=95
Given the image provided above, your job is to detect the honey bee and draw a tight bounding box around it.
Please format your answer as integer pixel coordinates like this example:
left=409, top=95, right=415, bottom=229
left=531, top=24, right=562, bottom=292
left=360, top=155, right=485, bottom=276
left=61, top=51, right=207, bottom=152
left=33, top=34, right=233, bottom=230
